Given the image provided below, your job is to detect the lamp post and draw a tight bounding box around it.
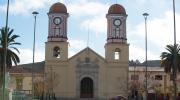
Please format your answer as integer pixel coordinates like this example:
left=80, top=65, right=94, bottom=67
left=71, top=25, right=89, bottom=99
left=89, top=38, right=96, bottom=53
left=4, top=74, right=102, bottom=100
left=2, top=0, right=10, bottom=100
left=143, top=12, right=149, bottom=100
left=172, top=0, right=177, bottom=100
left=32, top=11, right=39, bottom=99
left=133, top=60, right=136, bottom=99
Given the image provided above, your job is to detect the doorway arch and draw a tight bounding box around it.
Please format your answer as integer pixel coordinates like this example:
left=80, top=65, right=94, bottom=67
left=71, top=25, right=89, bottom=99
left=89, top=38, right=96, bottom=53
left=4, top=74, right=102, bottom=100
left=80, top=77, right=94, bottom=98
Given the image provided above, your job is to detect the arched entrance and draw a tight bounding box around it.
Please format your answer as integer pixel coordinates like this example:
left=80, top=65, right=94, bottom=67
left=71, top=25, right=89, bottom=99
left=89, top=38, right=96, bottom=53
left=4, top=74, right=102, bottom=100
left=80, top=77, right=94, bottom=98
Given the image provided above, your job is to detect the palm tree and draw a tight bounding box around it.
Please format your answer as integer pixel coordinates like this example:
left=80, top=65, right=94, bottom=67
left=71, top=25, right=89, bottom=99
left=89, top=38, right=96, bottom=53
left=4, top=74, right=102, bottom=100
left=0, top=27, right=21, bottom=87
left=160, top=44, right=180, bottom=98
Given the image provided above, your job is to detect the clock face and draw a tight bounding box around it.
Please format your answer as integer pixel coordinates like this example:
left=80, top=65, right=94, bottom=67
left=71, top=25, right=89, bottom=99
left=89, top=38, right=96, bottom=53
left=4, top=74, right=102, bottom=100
left=53, top=17, right=62, bottom=25
left=114, top=19, right=121, bottom=26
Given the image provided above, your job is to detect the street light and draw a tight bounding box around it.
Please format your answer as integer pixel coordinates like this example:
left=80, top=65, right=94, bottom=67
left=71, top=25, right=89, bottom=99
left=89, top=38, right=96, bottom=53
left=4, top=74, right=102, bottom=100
left=32, top=11, right=39, bottom=99
left=133, top=60, right=137, bottom=99
left=2, top=0, right=10, bottom=99
left=143, top=12, right=149, bottom=100
left=172, top=0, right=177, bottom=100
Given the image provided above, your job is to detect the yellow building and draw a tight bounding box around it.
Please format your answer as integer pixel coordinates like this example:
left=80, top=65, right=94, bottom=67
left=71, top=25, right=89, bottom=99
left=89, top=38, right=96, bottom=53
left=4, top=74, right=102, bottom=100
left=9, top=2, right=129, bottom=99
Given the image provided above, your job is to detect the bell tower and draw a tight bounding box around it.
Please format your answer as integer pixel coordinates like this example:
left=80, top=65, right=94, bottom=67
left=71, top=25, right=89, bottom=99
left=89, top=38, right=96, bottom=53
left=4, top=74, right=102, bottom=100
left=45, top=2, right=69, bottom=61
left=105, top=4, right=129, bottom=97
left=105, top=4, right=129, bottom=62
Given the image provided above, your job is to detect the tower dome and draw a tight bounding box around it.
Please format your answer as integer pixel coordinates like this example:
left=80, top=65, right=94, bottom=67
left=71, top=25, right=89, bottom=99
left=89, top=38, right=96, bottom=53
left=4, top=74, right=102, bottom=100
left=49, top=2, right=67, bottom=13
left=108, top=4, right=126, bottom=14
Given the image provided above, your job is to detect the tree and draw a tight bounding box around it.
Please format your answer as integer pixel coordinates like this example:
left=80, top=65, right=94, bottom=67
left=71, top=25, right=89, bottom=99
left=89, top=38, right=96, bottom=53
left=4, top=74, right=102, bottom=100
left=0, top=27, right=21, bottom=87
left=160, top=44, right=180, bottom=98
left=34, top=80, right=44, bottom=98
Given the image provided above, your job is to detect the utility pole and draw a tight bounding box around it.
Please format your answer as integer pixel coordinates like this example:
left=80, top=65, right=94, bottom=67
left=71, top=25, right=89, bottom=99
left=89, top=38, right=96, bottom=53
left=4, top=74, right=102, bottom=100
left=143, top=12, right=149, bottom=100
left=172, top=0, right=177, bottom=100
left=32, top=11, right=39, bottom=99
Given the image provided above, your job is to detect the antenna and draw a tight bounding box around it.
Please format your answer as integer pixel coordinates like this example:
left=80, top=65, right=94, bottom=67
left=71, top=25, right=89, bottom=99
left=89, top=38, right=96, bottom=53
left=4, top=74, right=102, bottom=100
left=86, top=23, right=90, bottom=56
left=87, top=23, right=90, bottom=47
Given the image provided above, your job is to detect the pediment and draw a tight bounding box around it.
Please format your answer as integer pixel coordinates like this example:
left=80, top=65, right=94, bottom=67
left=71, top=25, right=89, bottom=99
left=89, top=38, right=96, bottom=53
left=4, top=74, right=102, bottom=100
left=68, top=47, right=105, bottom=63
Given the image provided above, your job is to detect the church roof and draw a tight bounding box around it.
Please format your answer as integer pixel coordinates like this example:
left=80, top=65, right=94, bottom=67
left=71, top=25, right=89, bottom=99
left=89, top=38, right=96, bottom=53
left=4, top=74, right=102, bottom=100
left=129, top=60, right=161, bottom=67
left=9, top=67, right=30, bottom=73
left=49, top=2, right=67, bottom=14
left=9, top=61, right=45, bottom=74
left=108, top=4, right=126, bottom=15
left=69, top=47, right=105, bottom=61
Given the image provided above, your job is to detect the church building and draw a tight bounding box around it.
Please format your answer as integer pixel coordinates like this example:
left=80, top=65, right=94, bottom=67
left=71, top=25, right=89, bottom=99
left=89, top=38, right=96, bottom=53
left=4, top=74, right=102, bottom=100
left=8, top=2, right=129, bottom=100
left=44, top=2, right=129, bottom=99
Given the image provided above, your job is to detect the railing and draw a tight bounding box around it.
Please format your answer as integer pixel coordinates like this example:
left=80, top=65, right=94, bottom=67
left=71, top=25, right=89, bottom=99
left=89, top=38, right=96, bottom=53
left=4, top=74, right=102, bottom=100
left=12, top=90, right=32, bottom=100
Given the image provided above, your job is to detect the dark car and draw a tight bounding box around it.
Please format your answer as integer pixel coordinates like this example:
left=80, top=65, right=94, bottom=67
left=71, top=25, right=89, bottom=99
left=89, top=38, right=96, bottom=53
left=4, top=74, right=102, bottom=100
left=109, top=95, right=127, bottom=100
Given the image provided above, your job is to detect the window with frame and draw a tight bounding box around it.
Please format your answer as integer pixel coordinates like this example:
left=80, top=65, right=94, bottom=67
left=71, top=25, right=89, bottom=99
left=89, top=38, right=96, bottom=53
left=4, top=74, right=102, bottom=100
left=114, top=48, right=120, bottom=60
left=155, top=75, right=162, bottom=80
left=16, top=77, right=23, bottom=90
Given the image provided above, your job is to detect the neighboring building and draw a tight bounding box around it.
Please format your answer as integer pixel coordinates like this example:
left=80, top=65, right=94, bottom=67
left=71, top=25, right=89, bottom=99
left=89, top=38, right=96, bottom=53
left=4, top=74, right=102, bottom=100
left=8, top=62, right=44, bottom=95
left=9, top=2, right=129, bottom=99
left=129, top=61, right=180, bottom=99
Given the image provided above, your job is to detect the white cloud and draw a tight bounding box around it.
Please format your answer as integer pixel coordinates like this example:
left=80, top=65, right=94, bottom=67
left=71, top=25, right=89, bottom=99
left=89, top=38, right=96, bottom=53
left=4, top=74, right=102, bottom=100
left=69, top=50, right=76, bottom=58
left=133, top=11, right=180, bottom=46
left=18, top=48, right=44, bottom=64
left=68, top=1, right=109, bottom=35
left=81, top=15, right=106, bottom=34
left=69, top=39, right=86, bottom=50
left=69, top=39, right=86, bottom=57
left=129, top=45, right=159, bottom=62
left=134, top=0, right=145, bottom=4
left=129, top=11, right=180, bottom=61
left=68, top=1, right=108, bottom=17
left=0, top=0, right=108, bottom=16
left=0, top=0, right=61, bottom=15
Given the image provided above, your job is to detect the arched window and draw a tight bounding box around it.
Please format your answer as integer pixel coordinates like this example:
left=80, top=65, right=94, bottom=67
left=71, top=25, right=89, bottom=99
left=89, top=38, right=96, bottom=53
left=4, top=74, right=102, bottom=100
left=53, top=46, right=61, bottom=58
left=114, top=48, right=120, bottom=60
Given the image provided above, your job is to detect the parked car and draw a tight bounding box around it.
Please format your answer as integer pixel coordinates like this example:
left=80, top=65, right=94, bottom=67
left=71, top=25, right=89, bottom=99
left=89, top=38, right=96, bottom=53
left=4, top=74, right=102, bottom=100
left=109, top=95, right=127, bottom=100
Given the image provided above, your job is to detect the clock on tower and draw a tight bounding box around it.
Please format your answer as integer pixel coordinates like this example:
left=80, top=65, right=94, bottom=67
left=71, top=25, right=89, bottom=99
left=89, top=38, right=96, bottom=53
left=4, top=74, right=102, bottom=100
left=53, top=17, right=62, bottom=25
left=113, top=19, right=121, bottom=26
left=106, top=4, right=127, bottom=43
left=48, top=2, right=69, bottom=42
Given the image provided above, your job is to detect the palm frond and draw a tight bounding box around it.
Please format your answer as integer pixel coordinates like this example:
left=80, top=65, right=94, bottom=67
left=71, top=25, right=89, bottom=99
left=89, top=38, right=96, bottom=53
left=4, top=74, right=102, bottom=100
left=8, top=35, right=20, bottom=43
left=9, top=47, right=20, bottom=54
left=0, top=27, right=21, bottom=68
left=9, top=42, right=21, bottom=46
left=160, top=44, right=180, bottom=73
left=7, top=28, right=14, bottom=38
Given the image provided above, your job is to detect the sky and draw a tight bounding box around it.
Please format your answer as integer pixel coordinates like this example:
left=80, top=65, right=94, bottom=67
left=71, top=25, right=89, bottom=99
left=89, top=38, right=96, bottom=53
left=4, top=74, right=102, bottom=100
left=0, top=0, right=180, bottom=64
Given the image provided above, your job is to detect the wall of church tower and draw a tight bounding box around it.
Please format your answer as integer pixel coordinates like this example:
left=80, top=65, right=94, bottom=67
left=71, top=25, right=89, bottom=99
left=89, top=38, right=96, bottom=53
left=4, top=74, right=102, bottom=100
left=45, top=42, right=68, bottom=61
left=48, top=13, right=68, bottom=42
left=106, top=15, right=127, bottom=43
left=104, top=4, right=129, bottom=98
left=105, top=43, right=129, bottom=63
left=45, top=2, right=71, bottom=97
left=44, top=61, right=70, bottom=97
left=104, top=43, right=129, bottom=98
